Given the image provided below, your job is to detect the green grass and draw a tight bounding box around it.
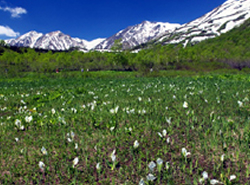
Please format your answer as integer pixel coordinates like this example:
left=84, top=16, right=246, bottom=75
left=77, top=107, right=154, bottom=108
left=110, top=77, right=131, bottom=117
left=0, top=74, right=250, bottom=184
left=1, top=68, right=249, bottom=80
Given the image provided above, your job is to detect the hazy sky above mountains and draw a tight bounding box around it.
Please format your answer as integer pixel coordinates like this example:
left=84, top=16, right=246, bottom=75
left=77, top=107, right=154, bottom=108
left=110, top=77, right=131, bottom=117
left=0, top=0, right=226, bottom=41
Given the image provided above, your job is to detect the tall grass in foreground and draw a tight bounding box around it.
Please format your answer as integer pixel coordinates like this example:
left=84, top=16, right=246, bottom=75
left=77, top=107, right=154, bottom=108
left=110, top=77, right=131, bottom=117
left=0, top=75, right=249, bottom=184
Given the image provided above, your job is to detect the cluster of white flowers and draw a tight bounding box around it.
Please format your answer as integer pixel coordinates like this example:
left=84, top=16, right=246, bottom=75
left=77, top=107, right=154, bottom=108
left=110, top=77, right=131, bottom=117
left=15, top=119, right=24, bottom=130
left=110, top=106, right=119, bottom=114
left=67, top=131, right=75, bottom=142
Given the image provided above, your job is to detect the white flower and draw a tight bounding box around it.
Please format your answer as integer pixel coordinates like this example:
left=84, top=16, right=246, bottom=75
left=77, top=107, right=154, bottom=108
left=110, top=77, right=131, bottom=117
left=237, top=100, right=243, bottom=107
left=156, top=158, right=163, bottom=165
left=210, top=179, right=222, bottom=184
left=146, top=173, right=156, bottom=181
left=165, top=162, right=170, bottom=170
left=96, top=162, right=101, bottom=170
left=202, top=171, right=208, bottom=179
left=110, top=126, right=115, bottom=131
left=41, top=146, right=47, bottom=155
left=158, top=129, right=167, bottom=138
left=166, top=117, right=171, bottom=124
left=25, top=115, right=32, bottom=123
left=183, top=101, right=188, bottom=108
left=167, top=137, right=170, bottom=144
left=162, top=129, right=167, bottom=137
left=148, top=161, right=156, bottom=171
left=199, top=171, right=209, bottom=183
left=38, top=161, right=45, bottom=171
left=73, top=157, right=79, bottom=168
left=133, top=140, right=139, bottom=149
left=111, top=153, right=116, bottom=162
left=15, top=138, right=19, bottom=142
left=229, top=175, right=236, bottom=181
left=139, top=178, right=145, bottom=185
left=138, top=97, right=142, bottom=101
left=220, top=154, right=225, bottom=162
left=111, top=149, right=116, bottom=162
left=158, top=132, right=163, bottom=138
left=15, top=119, right=21, bottom=126
left=75, top=143, right=78, bottom=149
left=182, top=148, right=191, bottom=157
left=51, top=108, right=56, bottom=114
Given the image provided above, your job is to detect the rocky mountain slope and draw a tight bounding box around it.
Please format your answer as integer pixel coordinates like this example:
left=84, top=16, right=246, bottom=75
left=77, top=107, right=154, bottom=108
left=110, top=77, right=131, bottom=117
left=94, top=21, right=180, bottom=50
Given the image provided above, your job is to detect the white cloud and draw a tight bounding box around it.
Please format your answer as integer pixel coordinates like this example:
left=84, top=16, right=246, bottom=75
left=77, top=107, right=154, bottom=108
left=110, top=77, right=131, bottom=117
left=0, top=6, right=27, bottom=18
left=0, top=25, right=19, bottom=37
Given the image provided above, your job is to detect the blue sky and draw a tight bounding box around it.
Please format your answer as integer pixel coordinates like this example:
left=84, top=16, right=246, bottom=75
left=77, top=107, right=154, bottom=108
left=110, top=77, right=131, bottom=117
left=0, top=0, right=226, bottom=41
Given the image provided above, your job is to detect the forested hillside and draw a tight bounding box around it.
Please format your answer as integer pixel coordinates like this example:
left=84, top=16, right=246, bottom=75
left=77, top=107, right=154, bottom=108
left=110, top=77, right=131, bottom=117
left=0, top=18, right=250, bottom=76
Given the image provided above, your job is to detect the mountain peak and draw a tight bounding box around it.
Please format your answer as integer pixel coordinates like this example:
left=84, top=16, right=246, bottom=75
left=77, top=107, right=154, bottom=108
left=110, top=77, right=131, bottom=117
left=47, top=30, right=65, bottom=36
left=141, top=20, right=151, bottom=24
left=95, top=20, right=181, bottom=50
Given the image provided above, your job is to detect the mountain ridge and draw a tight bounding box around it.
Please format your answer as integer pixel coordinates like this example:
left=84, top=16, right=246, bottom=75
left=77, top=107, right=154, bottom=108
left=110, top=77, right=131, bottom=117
left=5, top=0, right=250, bottom=51
left=5, top=31, right=105, bottom=51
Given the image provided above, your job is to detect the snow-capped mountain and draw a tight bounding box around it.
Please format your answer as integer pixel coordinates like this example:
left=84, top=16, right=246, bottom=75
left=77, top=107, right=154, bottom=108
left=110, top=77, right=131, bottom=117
left=6, top=31, right=43, bottom=48
left=155, top=0, right=250, bottom=46
left=95, top=21, right=181, bottom=50
left=6, top=31, right=105, bottom=51
left=5, top=0, right=250, bottom=52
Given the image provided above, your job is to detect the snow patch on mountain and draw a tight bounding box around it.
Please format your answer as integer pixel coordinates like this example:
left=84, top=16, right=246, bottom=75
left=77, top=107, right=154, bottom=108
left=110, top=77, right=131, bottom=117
left=84, top=38, right=106, bottom=50
left=156, top=0, right=250, bottom=46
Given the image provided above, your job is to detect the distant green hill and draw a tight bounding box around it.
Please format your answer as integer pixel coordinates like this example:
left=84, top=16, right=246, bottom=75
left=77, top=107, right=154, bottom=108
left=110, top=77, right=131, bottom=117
left=188, top=17, right=250, bottom=68
left=132, top=18, right=250, bottom=71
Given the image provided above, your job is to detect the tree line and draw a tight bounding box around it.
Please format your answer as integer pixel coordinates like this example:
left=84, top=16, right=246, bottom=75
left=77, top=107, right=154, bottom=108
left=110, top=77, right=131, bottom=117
left=1, top=18, right=250, bottom=76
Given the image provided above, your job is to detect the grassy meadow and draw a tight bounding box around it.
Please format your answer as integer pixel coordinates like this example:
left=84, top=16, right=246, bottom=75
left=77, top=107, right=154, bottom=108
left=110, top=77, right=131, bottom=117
left=0, top=73, right=250, bottom=184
